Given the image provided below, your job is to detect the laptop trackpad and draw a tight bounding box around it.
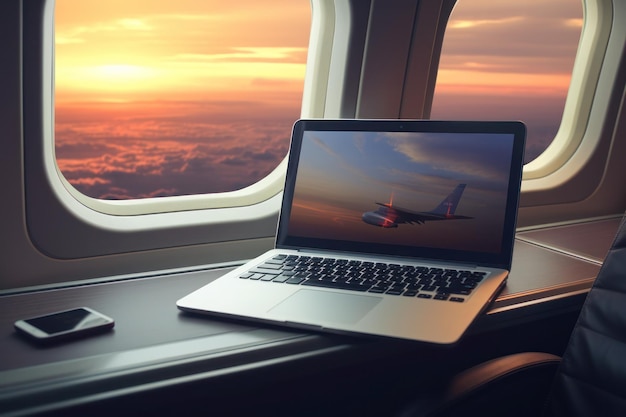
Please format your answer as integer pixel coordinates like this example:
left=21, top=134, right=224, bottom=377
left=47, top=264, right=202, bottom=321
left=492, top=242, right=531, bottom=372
left=268, top=289, right=382, bottom=325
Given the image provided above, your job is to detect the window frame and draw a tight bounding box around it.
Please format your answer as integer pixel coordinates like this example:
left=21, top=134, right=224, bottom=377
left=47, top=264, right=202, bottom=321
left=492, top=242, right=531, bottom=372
left=520, top=0, right=624, bottom=210
left=522, top=0, right=612, bottom=182
left=23, top=0, right=320, bottom=260
left=51, top=1, right=315, bottom=215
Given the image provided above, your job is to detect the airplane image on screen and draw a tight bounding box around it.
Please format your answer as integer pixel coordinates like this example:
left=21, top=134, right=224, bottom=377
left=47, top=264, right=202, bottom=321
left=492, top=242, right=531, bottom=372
left=361, top=183, right=473, bottom=228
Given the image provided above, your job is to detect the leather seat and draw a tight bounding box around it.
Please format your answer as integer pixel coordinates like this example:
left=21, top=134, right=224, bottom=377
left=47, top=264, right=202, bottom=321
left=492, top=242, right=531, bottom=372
left=401, top=215, right=626, bottom=417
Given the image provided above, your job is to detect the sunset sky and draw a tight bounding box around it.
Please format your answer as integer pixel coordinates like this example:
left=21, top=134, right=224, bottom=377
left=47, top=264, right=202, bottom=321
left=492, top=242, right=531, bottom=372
left=54, top=0, right=582, bottom=200
left=431, top=0, right=582, bottom=161
left=288, top=131, right=515, bottom=254
left=55, top=0, right=309, bottom=103
left=54, top=0, right=310, bottom=199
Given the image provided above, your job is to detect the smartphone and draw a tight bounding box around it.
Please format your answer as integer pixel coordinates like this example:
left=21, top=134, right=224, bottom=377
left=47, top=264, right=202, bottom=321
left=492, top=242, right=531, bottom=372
left=14, top=307, right=115, bottom=344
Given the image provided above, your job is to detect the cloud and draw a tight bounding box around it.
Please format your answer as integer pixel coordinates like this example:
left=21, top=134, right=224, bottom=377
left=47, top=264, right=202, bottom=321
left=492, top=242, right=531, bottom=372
left=448, top=16, right=524, bottom=29
left=442, top=0, right=582, bottom=66
left=565, top=18, right=583, bottom=28
left=170, top=47, right=308, bottom=64
left=55, top=100, right=295, bottom=199
left=307, top=134, right=384, bottom=187
left=310, top=136, right=342, bottom=160
left=55, top=3, right=310, bottom=53
left=56, top=17, right=156, bottom=45
left=387, top=132, right=514, bottom=187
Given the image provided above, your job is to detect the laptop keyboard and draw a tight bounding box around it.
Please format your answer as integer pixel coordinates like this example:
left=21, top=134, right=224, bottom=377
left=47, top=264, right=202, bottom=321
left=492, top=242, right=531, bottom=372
left=238, top=254, right=487, bottom=303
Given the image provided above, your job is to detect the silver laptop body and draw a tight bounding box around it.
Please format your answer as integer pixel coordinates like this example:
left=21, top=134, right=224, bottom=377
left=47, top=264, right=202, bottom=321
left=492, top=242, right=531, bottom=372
left=178, top=119, right=526, bottom=344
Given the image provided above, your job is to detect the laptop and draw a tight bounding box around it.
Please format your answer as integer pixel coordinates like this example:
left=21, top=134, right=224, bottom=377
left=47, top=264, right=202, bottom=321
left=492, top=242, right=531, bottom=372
left=177, top=119, right=526, bottom=344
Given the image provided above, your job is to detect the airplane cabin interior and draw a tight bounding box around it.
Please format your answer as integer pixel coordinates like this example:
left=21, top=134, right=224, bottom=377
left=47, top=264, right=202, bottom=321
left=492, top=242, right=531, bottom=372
left=1, top=0, right=626, bottom=416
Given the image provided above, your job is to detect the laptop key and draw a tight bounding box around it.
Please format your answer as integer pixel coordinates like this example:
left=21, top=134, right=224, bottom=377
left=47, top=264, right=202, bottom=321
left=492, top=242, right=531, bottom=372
left=249, top=268, right=281, bottom=275
left=265, top=258, right=286, bottom=265
left=302, top=279, right=369, bottom=292
left=255, top=263, right=283, bottom=270
left=441, top=284, right=473, bottom=295
left=272, top=274, right=291, bottom=283
left=285, top=275, right=307, bottom=284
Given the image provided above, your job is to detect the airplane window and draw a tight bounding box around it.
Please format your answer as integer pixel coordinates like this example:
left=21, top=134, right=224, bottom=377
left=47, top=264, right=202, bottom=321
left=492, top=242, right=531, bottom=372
left=431, top=0, right=583, bottom=163
left=54, top=1, right=310, bottom=200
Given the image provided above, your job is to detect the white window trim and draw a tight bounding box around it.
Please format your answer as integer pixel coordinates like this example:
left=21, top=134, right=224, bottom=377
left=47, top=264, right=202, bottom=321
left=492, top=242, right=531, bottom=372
left=48, top=1, right=314, bottom=216
left=523, top=0, right=612, bottom=182
left=521, top=0, right=625, bottom=209
left=23, top=0, right=327, bottom=259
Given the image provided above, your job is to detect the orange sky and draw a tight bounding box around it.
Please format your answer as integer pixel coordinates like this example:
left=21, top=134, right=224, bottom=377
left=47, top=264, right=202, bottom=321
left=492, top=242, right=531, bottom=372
left=55, top=0, right=310, bottom=104
left=431, top=0, right=582, bottom=161
left=54, top=1, right=311, bottom=198
left=433, top=0, right=582, bottom=97
left=54, top=0, right=582, bottom=199
left=55, top=1, right=581, bottom=102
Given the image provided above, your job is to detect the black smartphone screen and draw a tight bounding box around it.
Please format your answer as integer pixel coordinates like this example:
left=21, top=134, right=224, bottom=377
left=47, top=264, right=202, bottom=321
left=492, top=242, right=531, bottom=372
left=15, top=307, right=114, bottom=343
left=26, top=308, right=109, bottom=334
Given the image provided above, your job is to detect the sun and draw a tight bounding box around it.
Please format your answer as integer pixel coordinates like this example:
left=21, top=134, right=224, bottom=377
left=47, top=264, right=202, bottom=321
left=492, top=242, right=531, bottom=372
left=93, top=64, right=152, bottom=80
left=55, top=63, right=161, bottom=99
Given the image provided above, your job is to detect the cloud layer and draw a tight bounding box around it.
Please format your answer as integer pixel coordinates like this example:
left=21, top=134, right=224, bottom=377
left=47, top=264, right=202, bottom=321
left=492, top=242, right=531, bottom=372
left=55, top=100, right=298, bottom=199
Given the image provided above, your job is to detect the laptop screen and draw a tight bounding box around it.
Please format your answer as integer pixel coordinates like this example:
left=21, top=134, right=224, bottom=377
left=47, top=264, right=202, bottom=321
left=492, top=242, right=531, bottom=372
left=277, top=120, right=526, bottom=269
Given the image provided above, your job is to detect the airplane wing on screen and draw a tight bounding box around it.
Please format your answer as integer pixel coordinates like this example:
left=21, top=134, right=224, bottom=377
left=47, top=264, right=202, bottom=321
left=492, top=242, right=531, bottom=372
left=361, top=184, right=472, bottom=228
